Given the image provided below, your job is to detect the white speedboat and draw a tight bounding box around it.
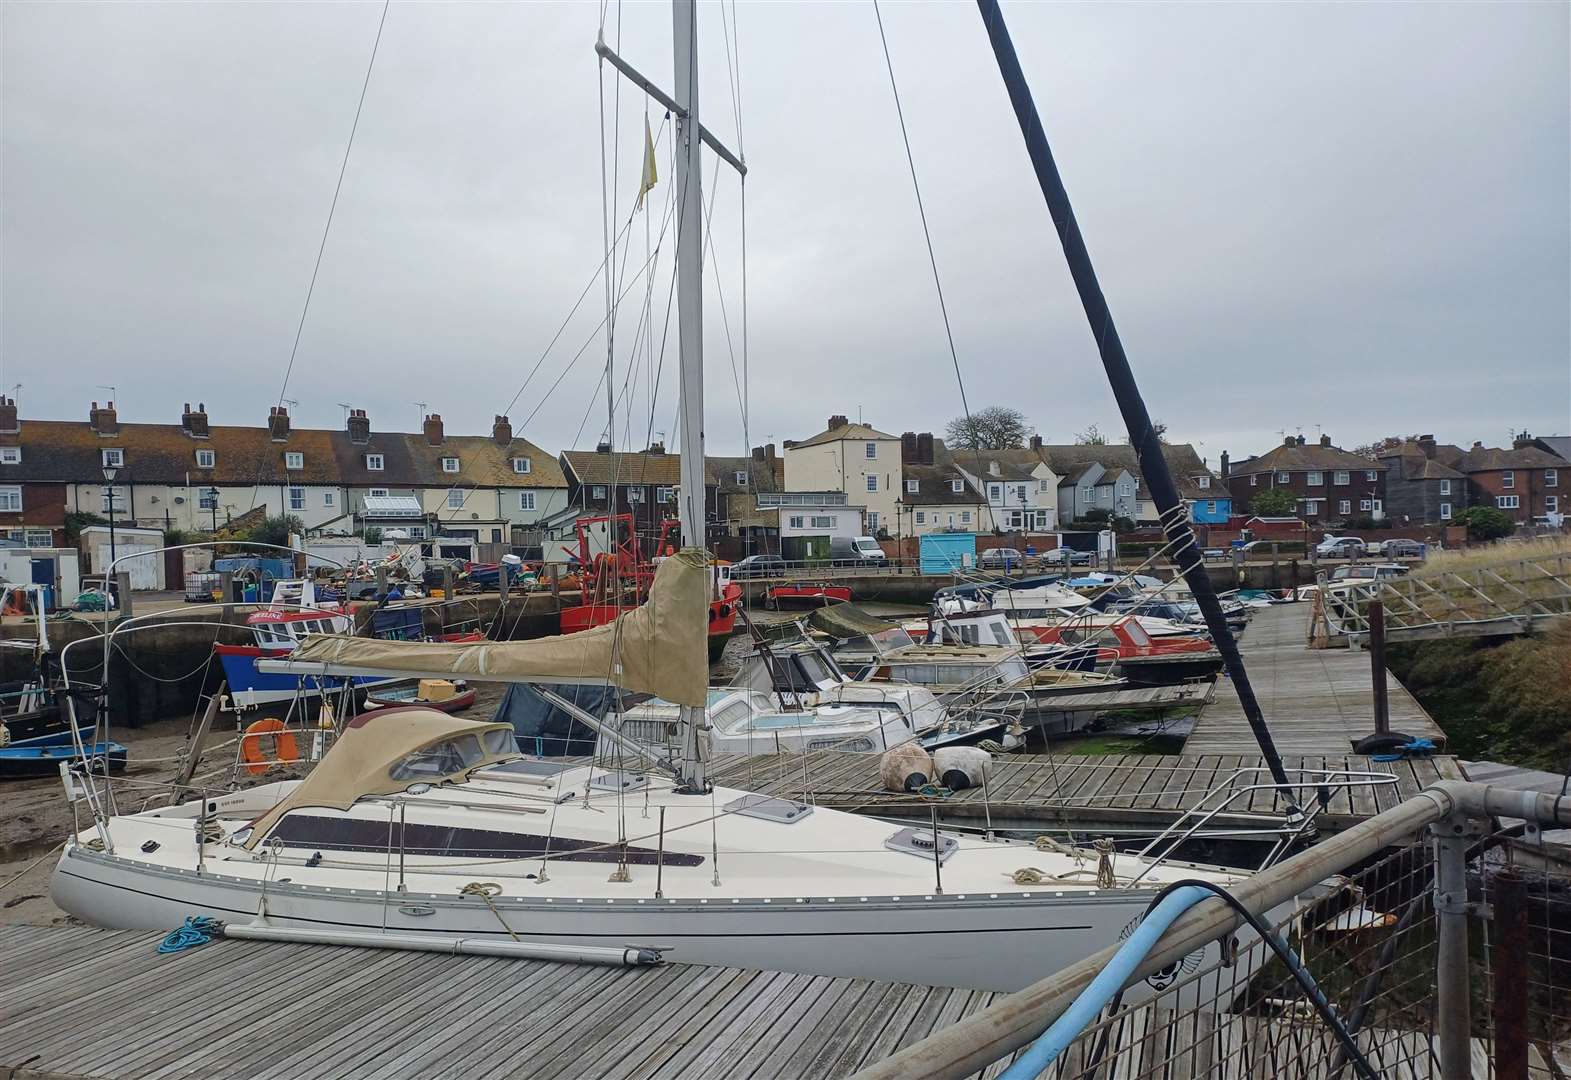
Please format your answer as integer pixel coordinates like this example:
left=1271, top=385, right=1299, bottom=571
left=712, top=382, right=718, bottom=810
left=613, top=686, right=921, bottom=755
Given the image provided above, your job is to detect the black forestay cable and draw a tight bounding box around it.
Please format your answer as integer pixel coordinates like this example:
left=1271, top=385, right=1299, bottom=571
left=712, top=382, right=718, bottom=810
left=277, top=0, right=391, bottom=408
left=871, top=1, right=992, bottom=516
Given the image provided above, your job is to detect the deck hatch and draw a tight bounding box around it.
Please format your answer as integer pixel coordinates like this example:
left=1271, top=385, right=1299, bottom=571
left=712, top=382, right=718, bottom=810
left=722, top=794, right=814, bottom=824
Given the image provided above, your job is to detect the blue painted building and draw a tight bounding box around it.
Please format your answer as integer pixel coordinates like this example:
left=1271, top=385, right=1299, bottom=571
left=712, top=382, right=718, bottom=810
left=1188, top=494, right=1232, bottom=524
left=919, top=532, right=978, bottom=574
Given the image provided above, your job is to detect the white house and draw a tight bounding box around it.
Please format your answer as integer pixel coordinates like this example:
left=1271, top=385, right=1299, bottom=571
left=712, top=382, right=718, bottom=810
left=782, top=415, right=902, bottom=536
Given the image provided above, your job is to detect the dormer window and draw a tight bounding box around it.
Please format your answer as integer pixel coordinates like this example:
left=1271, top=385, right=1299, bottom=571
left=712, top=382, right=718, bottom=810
left=442, top=457, right=460, bottom=473
left=366, top=454, right=384, bottom=471
left=906, top=479, right=919, bottom=494
left=285, top=452, right=304, bottom=470
left=512, top=457, right=531, bottom=474
left=0, top=448, right=19, bottom=465
left=735, top=471, right=748, bottom=486
left=950, top=480, right=963, bottom=493
left=196, top=449, right=215, bottom=469
left=1196, top=475, right=1210, bottom=489
left=102, top=449, right=124, bottom=468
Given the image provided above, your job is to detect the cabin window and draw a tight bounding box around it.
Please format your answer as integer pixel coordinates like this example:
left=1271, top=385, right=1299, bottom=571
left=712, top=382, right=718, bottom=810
left=906, top=479, right=919, bottom=494
left=990, top=622, right=1011, bottom=646
left=285, top=452, right=304, bottom=470
left=196, top=449, right=215, bottom=468
left=389, top=734, right=488, bottom=781
left=442, top=458, right=460, bottom=473
left=0, top=486, right=20, bottom=512
left=865, top=442, right=877, bottom=459
left=1501, top=471, right=1515, bottom=489
left=519, top=491, right=535, bottom=511
left=102, top=448, right=124, bottom=468
left=512, top=457, right=531, bottom=474
left=914, top=511, right=925, bottom=525
left=1306, top=471, right=1323, bottom=486
left=1121, top=622, right=1152, bottom=647
left=447, top=489, right=465, bottom=509
left=289, top=487, right=305, bottom=511
left=366, top=454, right=384, bottom=471
left=0, top=448, right=19, bottom=465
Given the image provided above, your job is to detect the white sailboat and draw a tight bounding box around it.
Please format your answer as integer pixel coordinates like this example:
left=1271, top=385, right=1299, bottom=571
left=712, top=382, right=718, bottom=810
left=52, top=2, right=1312, bottom=994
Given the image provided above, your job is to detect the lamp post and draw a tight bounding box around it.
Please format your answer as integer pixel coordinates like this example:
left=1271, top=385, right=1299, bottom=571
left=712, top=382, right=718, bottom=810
left=101, top=465, right=118, bottom=574
left=207, top=487, right=220, bottom=533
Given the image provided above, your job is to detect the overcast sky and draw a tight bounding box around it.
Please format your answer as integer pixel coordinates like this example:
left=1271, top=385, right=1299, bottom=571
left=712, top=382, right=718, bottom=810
left=4, top=1, right=1568, bottom=468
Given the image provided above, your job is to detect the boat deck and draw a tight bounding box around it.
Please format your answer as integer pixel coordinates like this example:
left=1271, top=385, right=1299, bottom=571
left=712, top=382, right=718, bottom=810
left=1185, top=602, right=1448, bottom=754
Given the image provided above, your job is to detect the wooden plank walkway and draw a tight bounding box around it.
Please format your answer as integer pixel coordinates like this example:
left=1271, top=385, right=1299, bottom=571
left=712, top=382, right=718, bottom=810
left=705, top=749, right=1466, bottom=832
left=1184, top=603, right=1447, bottom=755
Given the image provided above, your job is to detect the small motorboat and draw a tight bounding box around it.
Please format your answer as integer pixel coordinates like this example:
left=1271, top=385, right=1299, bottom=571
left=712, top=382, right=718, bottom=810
left=364, top=680, right=476, bottom=714
left=764, top=582, right=852, bottom=609
left=0, top=730, right=128, bottom=780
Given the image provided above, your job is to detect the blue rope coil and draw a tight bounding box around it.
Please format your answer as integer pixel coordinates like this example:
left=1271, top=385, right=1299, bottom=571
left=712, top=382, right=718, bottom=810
left=157, top=916, right=222, bottom=954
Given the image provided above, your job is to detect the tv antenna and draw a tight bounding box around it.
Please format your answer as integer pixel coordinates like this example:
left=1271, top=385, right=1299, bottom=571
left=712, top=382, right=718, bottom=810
left=337, top=403, right=353, bottom=422
left=415, top=401, right=428, bottom=428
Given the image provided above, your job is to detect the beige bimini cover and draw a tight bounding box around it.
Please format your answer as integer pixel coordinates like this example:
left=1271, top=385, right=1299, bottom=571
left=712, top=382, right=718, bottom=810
left=286, top=547, right=709, bottom=708
left=243, top=707, right=516, bottom=849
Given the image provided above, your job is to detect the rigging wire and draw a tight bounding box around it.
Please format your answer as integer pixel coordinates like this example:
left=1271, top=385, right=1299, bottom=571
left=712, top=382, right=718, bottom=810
left=277, top=0, right=391, bottom=408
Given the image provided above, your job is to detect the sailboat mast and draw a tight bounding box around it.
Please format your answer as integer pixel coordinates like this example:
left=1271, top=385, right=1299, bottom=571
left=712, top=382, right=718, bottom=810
left=974, top=0, right=1300, bottom=815
left=672, top=0, right=710, bottom=792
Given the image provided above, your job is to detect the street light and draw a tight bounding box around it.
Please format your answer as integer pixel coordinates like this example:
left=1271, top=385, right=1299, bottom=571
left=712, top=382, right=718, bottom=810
left=207, top=487, right=220, bottom=533
left=101, top=465, right=118, bottom=574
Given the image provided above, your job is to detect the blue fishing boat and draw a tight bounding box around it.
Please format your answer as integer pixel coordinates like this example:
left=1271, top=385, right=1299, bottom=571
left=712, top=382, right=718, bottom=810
left=0, top=730, right=127, bottom=780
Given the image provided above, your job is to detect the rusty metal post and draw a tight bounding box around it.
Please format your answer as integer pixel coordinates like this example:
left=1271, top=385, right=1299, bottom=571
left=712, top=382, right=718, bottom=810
left=1491, top=867, right=1530, bottom=1080
left=1433, top=821, right=1473, bottom=1080
left=1369, top=599, right=1389, bottom=735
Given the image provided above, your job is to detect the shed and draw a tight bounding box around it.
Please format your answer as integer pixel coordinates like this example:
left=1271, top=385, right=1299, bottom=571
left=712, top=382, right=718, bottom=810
left=919, top=532, right=977, bottom=574
left=77, top=525, right=167, bottom=589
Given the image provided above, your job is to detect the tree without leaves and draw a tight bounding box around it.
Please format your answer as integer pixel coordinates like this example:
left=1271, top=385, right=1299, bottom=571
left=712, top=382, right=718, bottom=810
left=944, top=406, right=1029, bottom=451
left=1122, top=421, right=1168, bottom=445
left=1074, top=424, right=1107, bottom=446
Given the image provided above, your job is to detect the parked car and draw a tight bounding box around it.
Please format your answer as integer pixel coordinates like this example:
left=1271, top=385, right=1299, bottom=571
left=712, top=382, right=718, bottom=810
left=1376, top=539, right=1424, bottom=559
left=1315, top=536, right=1366, bottom=558
left=980, top=547, right=1024, bottom=570
left=730, top=554, right=786, bottom=578
left=1043, top=547, right=1094, bottom=566
left=828, top=536, right=889, bottom=567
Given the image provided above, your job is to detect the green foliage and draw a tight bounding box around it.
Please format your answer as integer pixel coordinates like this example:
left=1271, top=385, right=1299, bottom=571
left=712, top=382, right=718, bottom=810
left=163, top=528, right=197, bottom=548
left=1249, top=488, right=1298, bottom=516
left=944, top=406, right=1029, bottom=451
left=1453, top=505, right=1515, bottom=541
left=1341, top=515, right=1381, bottom=530
left=360, top=526, right=383, bottom=545
left=63, top=511, right=108, bottom=542
left=248, top=515, right=304, bottom=550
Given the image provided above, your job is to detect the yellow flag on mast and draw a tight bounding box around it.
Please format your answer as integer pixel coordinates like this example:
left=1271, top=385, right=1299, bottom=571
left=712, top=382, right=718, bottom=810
left=636, top=117, right=658, bottom=209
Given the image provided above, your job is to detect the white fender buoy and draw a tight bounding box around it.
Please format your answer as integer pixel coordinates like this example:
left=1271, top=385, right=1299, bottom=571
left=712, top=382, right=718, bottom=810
left=932, top=746, right=993, bottom=791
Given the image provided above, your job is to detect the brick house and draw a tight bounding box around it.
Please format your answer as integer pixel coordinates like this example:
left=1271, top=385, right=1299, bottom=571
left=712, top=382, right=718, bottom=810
left=1225, top=435, right=1386, bottom=523
left=559, top=443, right=720, bottom=541
left=1457, top=436, right=1564, bottom=524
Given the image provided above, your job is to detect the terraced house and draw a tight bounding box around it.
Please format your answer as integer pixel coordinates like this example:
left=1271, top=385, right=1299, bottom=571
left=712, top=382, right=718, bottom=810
left=0, top=399, right=565, bottom=544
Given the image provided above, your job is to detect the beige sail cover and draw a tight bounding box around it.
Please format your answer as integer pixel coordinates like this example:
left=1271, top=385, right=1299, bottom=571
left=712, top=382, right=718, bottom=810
left=287, top=547, right=709, bottom=707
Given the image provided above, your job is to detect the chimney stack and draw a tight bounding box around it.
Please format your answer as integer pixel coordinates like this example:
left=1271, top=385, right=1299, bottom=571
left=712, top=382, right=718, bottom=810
left=916, top=432, right=934, bottom=465
left=1029, top=434, right=1043, bottom=451
left=181, top=401, right=210, bottom=438
left=1296, top=435, right=1307, bottom=446
left=647, top=440, right=666, bottom=455
left=0, top=396, right=19, bottom=435
left=595, top=439, right=612, bottom=454
left=1513, top=431, right=1533, bottom=450
left=751, top=446, right=765, bottom=461
left=901, top=431, right=918, bottom=463
left=1220, top=450, right=1230, bottom=478
left=1319, top=434, right=1332, bottom=447
left=1283, top=435, right=1296, bottom=447
left=765, top=443, right=776, bottom=461
left=1418, top=434, right=1437, bottom=460
left=492, top=414, right=512, bottom=446
left=89, top=400, right=119, bottom=436
left=423, top=413, right=445, bottom=445
left=268, top=405, right=291, bottom=442
left=346, top=408, right=371, bottom=444
left=1472, top=441, right=1484, bottom=450
left=828, top=414, right=848, bottom=431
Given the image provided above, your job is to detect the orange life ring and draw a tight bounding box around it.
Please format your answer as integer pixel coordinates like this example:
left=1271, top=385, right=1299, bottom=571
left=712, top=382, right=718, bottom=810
left=240, top=718, right=300, bottom=775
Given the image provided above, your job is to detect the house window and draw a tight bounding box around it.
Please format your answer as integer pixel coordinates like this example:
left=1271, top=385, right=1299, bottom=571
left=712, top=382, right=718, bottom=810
left=656, top=487, right=672, bottom=504
left=447, top=489, right=465, bottom=509
left=866, top=475, right=877, bottom=492
left=0, top=448, right=19, bottom=465
left=1303, top=500, right=1319, bottom=516
left=1497, top=495, right=1520, bottom=509
left=102, top=488, right=128, bottom=513
left=1333, top=471, right=1349, bottom=485
left=811, top=515, right=834, bottom=528
left=1039, top=479, right=1050, bottom=492
left=102, top=449, right=124, bottom=468
left=1366, top=470, right=1378, bottom=482
left=369, top=488, right=389, bottom=498
left=366, top=454, right=384, bottom=471
left=1501, top=471, right=1515, bottom=489
left=950, top=480, right=964, bottom=493
left=789, top=515, right=804, bottom=529
left=1545, top=495, right=1559, bottom=514
left=23, top=530, right=50, bottom=547
left=196, top=449, right=215, bottom=469
left=0, top=486, right=21, bottom=512
left=1197, top=475, right=1210, bottom=489
left=960, top=511, right=972, bottom=524
left=442, top=457, right=460, bottom=473
left=866, top=512, right=879, bottom=532
left=1439, top=479, right=1451, bottom=495
left=1545, top=469, right=1558, bottom=488
left=1119, top=482, right=1131, bottom=496
left=988, top=483, right=1002, bottom=502
left=1016, top=485, right=1028, bottom=502
left=914, top=511, right=926, bottom=525
left=1306, top=471, right=1323, bottom=486
left=864, top=442, right=877, bottom=459
left=1205, top=501, right=1217, bottom=514
left=1275, top=471, right=1290, bottom=484
left=512, top=457, right=531, bottom=474
left=734, top=471, right=748, bottom=487
left=591, top=485, right=607, bottom=499
left=906, top=479, right=919, bottom=494
left=1439, top=502, right=1452, bottom=520
left=1360, top=498, right=1373, bottom=511
left=198, top=488, right=217, bottom=510
left=1339, top=499, right=1351, bottom=514
left=285, top=452, right=304, bottom=470
left=519, top=491, right=535, bottom=512
left=324, top=492, right=335, bottom=507
left=1250, top=475, right=1258, bottom=486
left=628, top=487, right=643, bottom=502
left=289, top=487, right=305, bottom=511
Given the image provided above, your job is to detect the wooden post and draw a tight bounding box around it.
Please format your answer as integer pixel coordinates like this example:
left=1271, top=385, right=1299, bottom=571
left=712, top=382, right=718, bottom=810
left=497, top=558, right=510, bottom=625
left=219, top=571, right=234, bottom=622
left=442, top=565, right=455, bottom=602
left=1270, top=542, right=1281, bottom=588
left=1289, top=559, right=1299, bottom=600
left=114, top=571, right=132, bottom=619
left=1368, top=599, right=1389, bottom=735
left=375, top=566, right=388, bottom=598
left=548, top=562, right=561, bottom=610
left=1491, top=867, right=1530, bottom=1080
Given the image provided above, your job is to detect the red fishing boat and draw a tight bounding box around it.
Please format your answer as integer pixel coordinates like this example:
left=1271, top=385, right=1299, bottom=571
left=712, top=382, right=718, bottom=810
left=764, top=582, right=852, bottom=609
left=1025, top=618, right=1221, bottom=686
left=559, top=515, right=740, bottom=660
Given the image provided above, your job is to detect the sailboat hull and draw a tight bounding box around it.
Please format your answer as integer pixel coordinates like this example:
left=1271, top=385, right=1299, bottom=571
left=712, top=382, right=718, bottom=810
left=52, top=843, right=1274, bottom=997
